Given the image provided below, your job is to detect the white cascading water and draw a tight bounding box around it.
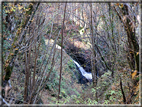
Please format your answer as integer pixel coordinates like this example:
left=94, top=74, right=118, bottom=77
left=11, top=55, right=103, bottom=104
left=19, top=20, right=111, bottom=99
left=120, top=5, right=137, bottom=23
left=73, top=60, right=92, bottom=80
left=55, top=42, right=92, bottom=80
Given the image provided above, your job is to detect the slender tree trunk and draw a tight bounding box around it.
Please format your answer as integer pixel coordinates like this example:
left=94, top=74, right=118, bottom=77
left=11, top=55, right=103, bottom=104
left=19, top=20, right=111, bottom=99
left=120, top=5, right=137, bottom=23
left=90, top=3, right=98, bottom=102
left=90, top=3, right=96, bottom=87
left=109, top=3, right=116, bottom=78
left=58, top=2, right=67, bottom=103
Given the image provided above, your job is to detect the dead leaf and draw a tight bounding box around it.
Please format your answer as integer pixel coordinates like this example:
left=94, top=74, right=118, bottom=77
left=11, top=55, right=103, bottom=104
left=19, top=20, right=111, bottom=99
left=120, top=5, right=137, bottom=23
left=15, top=48, right=19, bottom=51
left=119, top=3, right=124, bottom=8
left=135, top=84, right=139, bottom=92
left=10, top=53, right=14, bottom=56
left=116, top=3, right=119, bottom=6
left=136, top=52, right=139, bottom=56
left=132, top=70, right=137, bottom=79
left=111, top=85, right=116, bottom=90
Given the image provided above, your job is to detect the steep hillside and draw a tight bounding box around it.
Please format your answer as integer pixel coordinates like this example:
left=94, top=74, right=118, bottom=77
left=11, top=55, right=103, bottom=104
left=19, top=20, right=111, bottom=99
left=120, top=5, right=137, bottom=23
left=40, top=38, right=84, bottom=104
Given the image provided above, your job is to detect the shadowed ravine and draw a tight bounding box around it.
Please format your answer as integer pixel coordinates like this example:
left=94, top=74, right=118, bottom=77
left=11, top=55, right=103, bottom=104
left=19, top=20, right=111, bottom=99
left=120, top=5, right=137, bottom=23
left=55, top=44, right=93, bottom=84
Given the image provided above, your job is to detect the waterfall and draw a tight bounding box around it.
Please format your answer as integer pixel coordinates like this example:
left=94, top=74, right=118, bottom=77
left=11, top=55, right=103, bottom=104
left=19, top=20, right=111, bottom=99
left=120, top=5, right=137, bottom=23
left=73, top=60, right=92, bottom=80
left=52, top=41, right=93, bottom=81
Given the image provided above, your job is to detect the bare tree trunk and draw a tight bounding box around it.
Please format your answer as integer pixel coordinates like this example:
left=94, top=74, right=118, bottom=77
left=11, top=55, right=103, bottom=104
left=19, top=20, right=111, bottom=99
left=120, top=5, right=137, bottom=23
left=90, top=3, right=97, bottom=87
left=58, top=2, right=67, bottom=103
left=90, top=3, right=98, bottom=102
left=24, top=51, right=29, bottom=103
left=109, top=3, right=116, bottom=78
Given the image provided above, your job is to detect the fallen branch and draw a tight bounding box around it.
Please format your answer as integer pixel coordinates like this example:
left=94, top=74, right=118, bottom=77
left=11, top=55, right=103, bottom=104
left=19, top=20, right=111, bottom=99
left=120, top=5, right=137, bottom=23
left=120, top=76, right=126, bottom=104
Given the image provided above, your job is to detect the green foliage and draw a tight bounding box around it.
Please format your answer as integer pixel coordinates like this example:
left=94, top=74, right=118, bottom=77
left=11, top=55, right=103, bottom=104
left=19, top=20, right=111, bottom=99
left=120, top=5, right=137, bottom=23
left=40, top=35, right=46, bottom=45
left=45, top=67, right=59, bottom=91
left=71, top=95, right=77, bottom=101
left=103, top=100, right=110, bottom=104
left=63, top=96, right=70, bottom=103
left=91, top=88, right=96, bottom=97
left=104, top=88, right=122, bottom=104
left=135, top=77, right=139, bottom=81
left=61, top=89, right=67, bottom=97
left=96, top=71, right=112, bottom=93
left=85, top=98, right=98, bottom=105
left=109, top=90, right=116, bottom=95
left=45, top=57, right=78, bottom=103
left=67, top=60, right=75, bottom=69
left=25, top=3, right=33, bottom=15
left=72, top=88, right=80, bottom=96
left=49, top=97, right=58, bottom=104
